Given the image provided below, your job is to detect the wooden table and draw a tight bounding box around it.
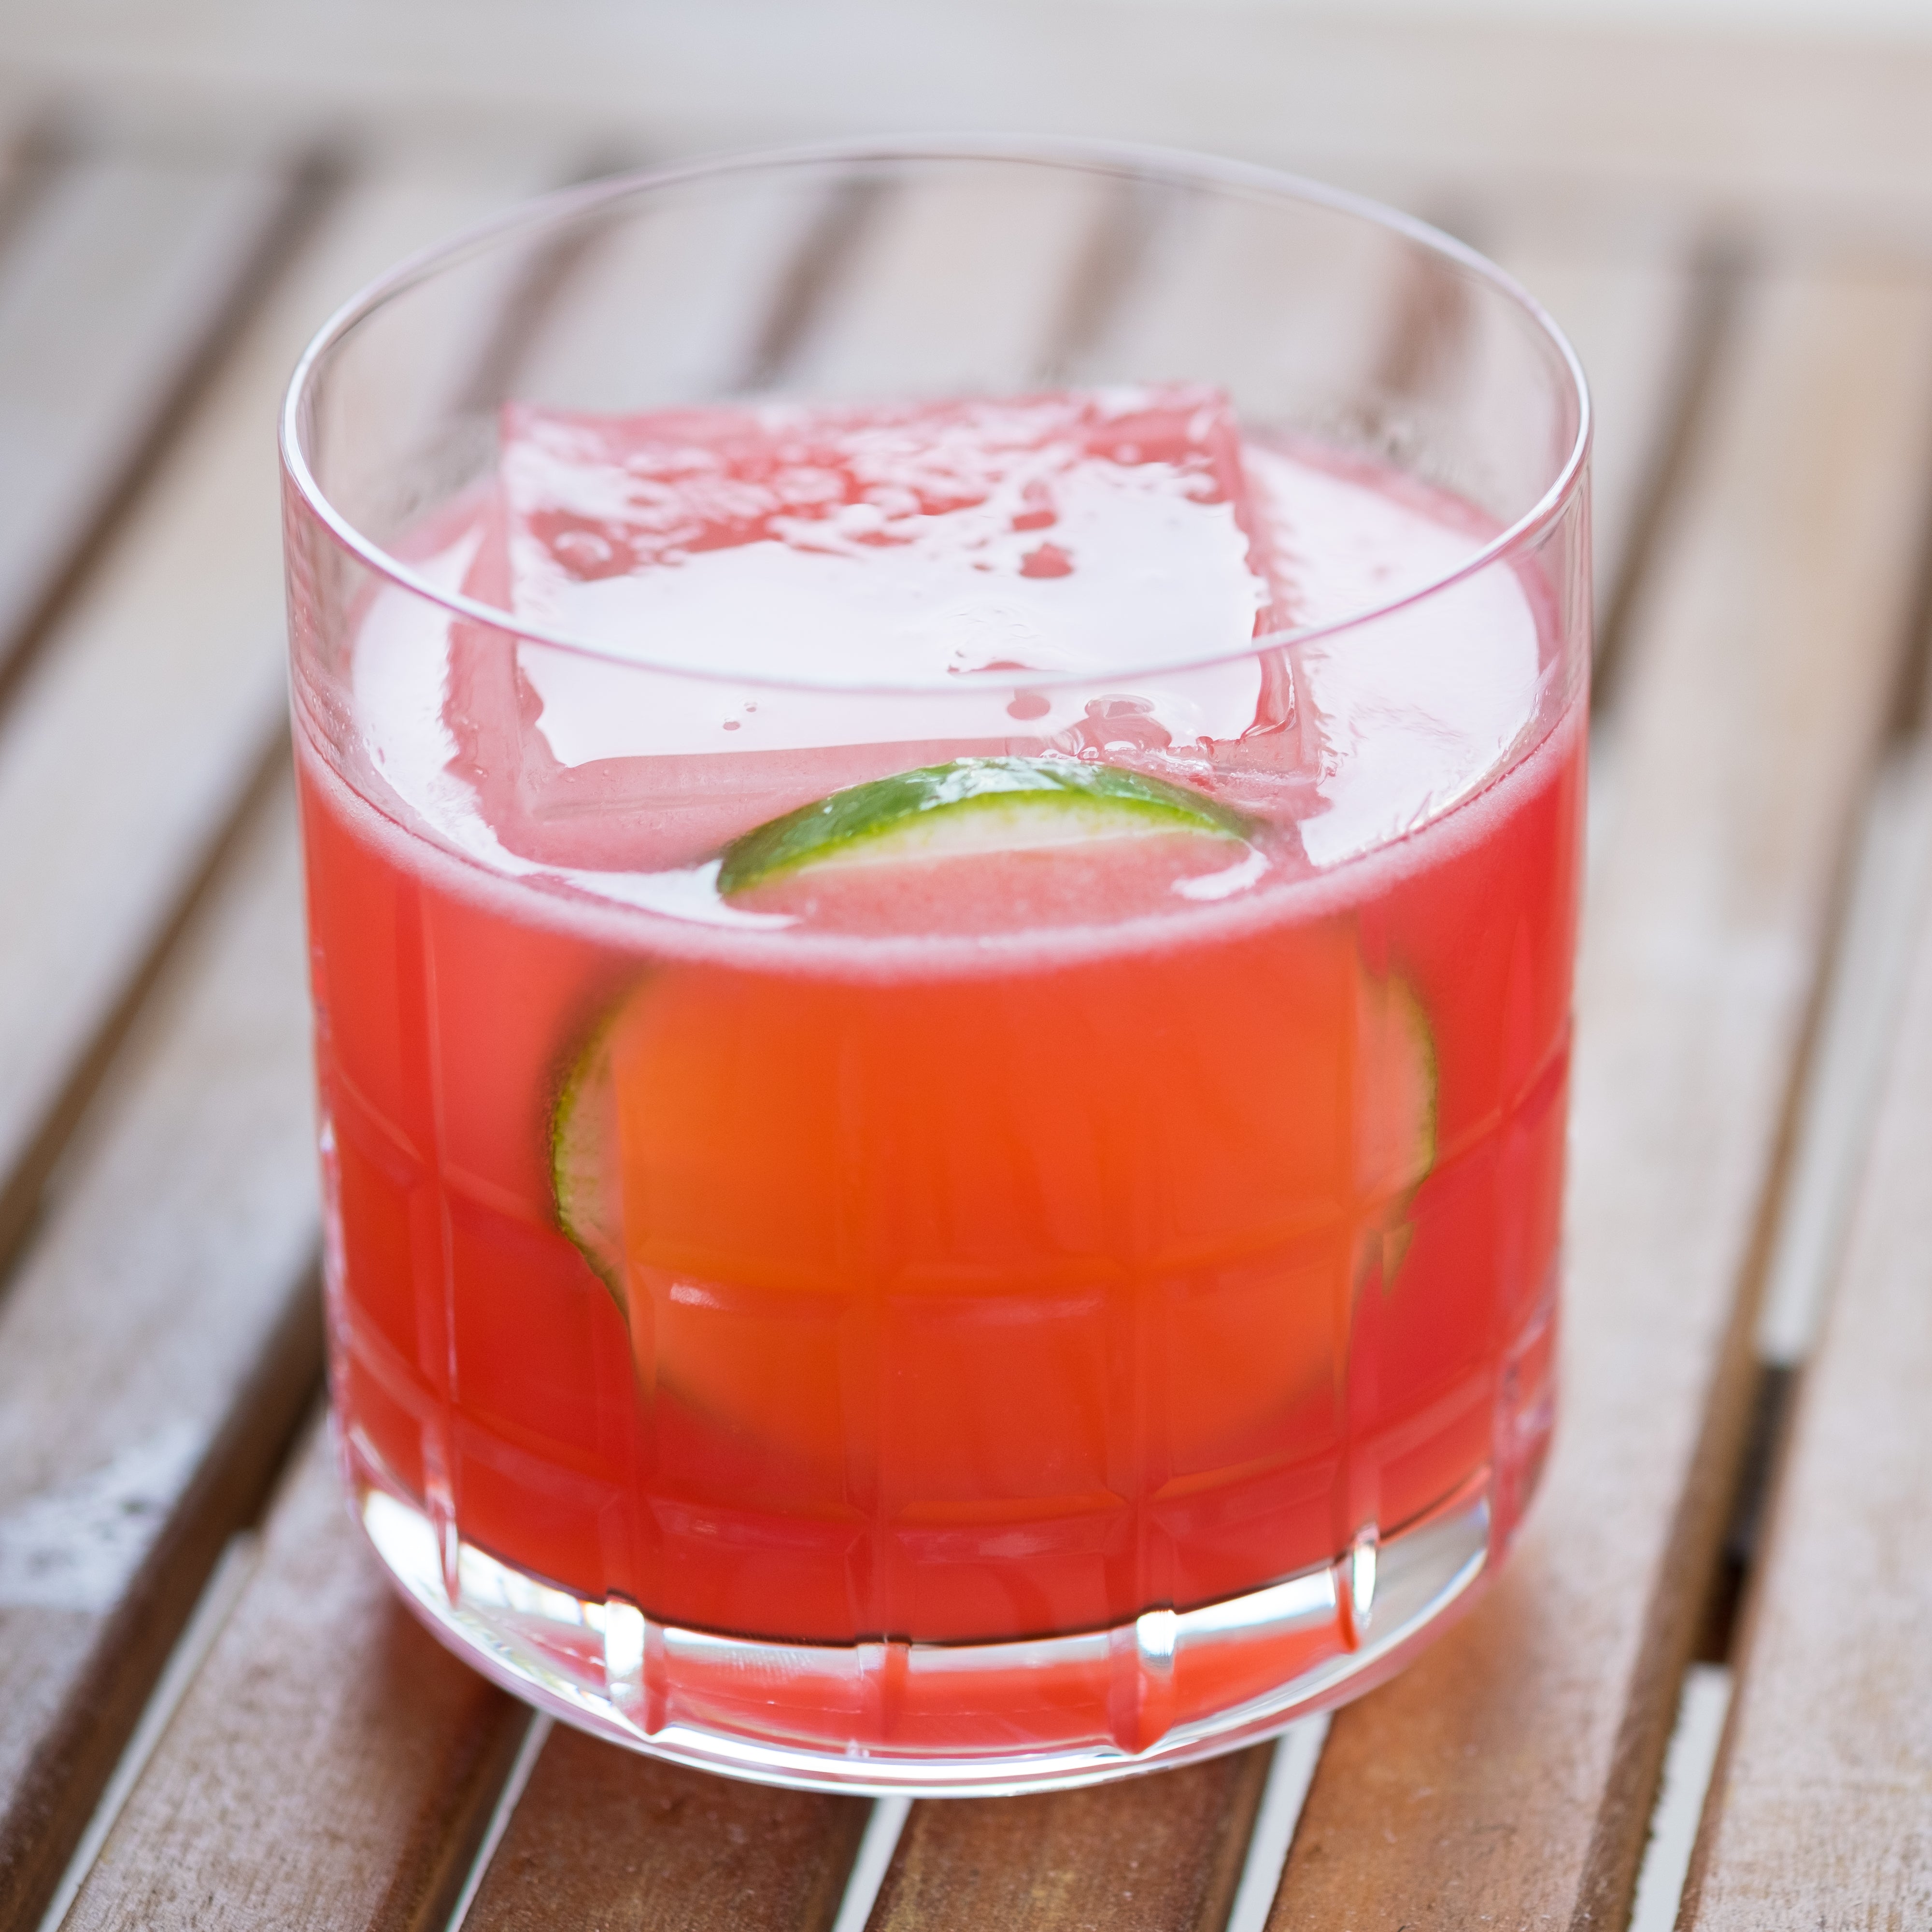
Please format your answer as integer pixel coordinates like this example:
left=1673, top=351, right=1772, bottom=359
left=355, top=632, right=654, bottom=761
left=2, top=14, right=1932, bottom=1928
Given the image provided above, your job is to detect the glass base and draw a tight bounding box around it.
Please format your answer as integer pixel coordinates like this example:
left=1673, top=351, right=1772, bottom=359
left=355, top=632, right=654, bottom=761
left=344, top=1429, right=1502, bottom=1795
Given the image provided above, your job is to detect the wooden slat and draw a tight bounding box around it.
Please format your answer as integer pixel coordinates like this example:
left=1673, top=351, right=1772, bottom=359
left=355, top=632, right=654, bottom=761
left=780, top=161, right=1114, bottom=393
left=1754, top=745, right=1932, bottom=1366
left=60, top=1423, right=529, bottom=1932
left=1081, top=169, right=1422, bottom=412
left=516, top=157, right=1117, bottom=409
left=461, top=1727, right=867, bottom=1932
left=1679, top=762, right=1932, bottom=1928
left=1482, top=209, right=1705, bottom=635
left=1267, top=255, right=1932, bottom=1929
left=0, top=780, right=316, bottom=1932
left=867, top=1748, right=1268, bottom=1932
left=511, top=170, right=841, bottom=404
left=0, top=153, right=553, bottom=1277
left=0, top=110, right=33, bottom=190
left=0, top=143, right=291, bottom=683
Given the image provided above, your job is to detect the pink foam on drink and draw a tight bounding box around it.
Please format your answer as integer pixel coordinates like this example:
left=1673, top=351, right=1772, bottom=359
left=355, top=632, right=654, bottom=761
left=442, top=387, right=1291, bottom=868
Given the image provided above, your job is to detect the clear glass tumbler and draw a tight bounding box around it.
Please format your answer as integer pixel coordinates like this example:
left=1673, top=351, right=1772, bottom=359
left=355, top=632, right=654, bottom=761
left=282, top=138, right=1590, bottom=1794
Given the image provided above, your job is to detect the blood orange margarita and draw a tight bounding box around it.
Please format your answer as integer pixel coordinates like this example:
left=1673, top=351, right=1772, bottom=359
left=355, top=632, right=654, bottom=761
left=283, top=146, right=1589, bottom=1792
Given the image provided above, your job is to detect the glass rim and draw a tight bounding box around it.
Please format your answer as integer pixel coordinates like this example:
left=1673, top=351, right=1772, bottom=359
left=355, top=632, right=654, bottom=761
left=280, top=132, right=1592, bottom=696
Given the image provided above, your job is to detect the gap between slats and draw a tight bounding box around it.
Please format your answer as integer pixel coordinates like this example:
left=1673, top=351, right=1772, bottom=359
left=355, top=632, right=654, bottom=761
left=1548, top=421, right=1932, bottom=1932
left=1594, top=256, right=1932, bottom=1931
left=33, top=1534, right=260, bottom=1932
left=438, top=1719, right=1332, bottom=1932
left=1612, top=735, right=1932, bottom=1932
left=1616, top=747, right=1918, bottom=1930
left=1674, top=751, right=1932, bottom=1919
left=0, top=122, right=71, bottom=284
left=440, top=1716, right=552, bottom=1932
left=1697, top=740, right=1932, bottom=1654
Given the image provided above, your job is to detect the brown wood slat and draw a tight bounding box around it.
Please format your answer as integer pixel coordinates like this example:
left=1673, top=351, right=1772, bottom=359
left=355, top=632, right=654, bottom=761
left=0, top=154, right=554, bottom=1278
left=461, top=1727, right=867, bottom=1932
left=1267, top=255, right=1932, bottom=1929
left=0, top=144, right=291, bottom=685
left=780, top=161, right=1115, bottom=393
left=1483, top=211, right=1704, bottom=636
left=511, top=173, right=838, bottom=403
left=61, top=1423, right=529, bottom=1932
left=0, top=780, right=317, bottom=1932
left=0, top=114, right=55, bottom=256
left=1083, top=172, right=1422, bottom=412
left=870, top=1748, right=1269, bottom=1932
left=1679, top=767, right=1932, bottom=1928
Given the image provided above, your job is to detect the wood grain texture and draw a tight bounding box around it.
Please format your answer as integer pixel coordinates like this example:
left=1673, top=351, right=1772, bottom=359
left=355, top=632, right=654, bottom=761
left=61, top=1421, right=529, bottom=1932
left=1680, top=784, right=1932, bottom=1927
left=0, top=153, right=551, bottom=1277
left=781, top=161, right=1114, bottom=394
left=1269, top=256, right=1932, bottom=1931
left=512, top=172, right=836, bottom=404
left=868, top=1748, right=1269, bottom=1932
left=0, top=143, right=290, bottom=682
left=0, top=779, right=318, bottom=1932
left=462, top=1724, right=868, bottom=1932
left=1483, top=208, right=1705, bottom=636
left=517, top=149, right=1119, bottom=410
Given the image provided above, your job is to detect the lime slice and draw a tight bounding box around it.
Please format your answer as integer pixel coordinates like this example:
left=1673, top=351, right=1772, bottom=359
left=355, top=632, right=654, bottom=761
left=552, top=946, right=1437, bottom=1475
left=1358, top=971, right=1436, bottom=1285
left=715, top=756, right=1250, bottom=896
left=551, top=1014, right=626, bottom=1314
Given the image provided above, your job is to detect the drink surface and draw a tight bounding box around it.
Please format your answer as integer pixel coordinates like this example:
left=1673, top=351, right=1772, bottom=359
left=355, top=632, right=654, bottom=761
left=299, top=386, right=1583, bottom=1648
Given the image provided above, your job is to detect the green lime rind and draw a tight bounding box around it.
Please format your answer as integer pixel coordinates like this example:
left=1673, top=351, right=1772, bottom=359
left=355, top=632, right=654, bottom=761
left=1366, top=971, right=1437, bottom=1291
left=716, top=756, right=1251, bottom=896
left=551, top=1013, right=628, bottom=1316
left=1392, top=973, right=1438, bottom=1191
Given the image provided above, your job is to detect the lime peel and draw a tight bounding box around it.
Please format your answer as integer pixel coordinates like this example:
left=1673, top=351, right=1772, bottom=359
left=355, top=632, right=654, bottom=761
left=1361, top=971, right=1437, bottom=1289
left=552, top=1015, right=627, bottom=1315
left=715, top=756, right=1251, bottom=896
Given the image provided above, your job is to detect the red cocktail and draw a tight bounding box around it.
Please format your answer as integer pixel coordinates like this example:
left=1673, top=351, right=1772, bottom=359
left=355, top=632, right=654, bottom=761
left=284, top=145, right=1589, bottom=1790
